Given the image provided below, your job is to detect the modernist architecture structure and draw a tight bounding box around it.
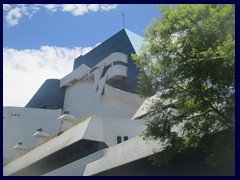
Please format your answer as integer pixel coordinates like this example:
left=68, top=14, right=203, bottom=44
left=3, top=29, right=234, bottom=176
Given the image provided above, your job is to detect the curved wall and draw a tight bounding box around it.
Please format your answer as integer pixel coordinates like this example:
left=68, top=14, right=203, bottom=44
left=73, top=29, right=143, bottom=93
left=25, top=79, right=64, bottom=109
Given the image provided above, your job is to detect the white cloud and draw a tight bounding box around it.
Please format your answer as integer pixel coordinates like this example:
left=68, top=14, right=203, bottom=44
left=4, top=4, right=41, bottom=26
left=3, top=44, right=100, bottom=107
left=42, top=4, right=60, bottom=12
left=56, top=4, right=118, bottom=16
left=5, top=7, right=22, bottom=26
left=30, top=5, right=41, bottom=14
left=100, top=4, right=118, bottom=11
left=3, top=4, right=11, bottom=11
left=87, top=4, right=100, bottom=12
left=62, top=4, right=88, bottom=16
left=3, top=4, right=118, bottom=26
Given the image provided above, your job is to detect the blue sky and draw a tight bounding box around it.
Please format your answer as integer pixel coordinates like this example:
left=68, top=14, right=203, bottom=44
left=3, top=4, right=161, bottom=107
left=3, top=4, right=160, bottom=49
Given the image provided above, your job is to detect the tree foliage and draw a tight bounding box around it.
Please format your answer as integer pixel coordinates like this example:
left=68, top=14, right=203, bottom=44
left=133, top=4, right=235, bottom=166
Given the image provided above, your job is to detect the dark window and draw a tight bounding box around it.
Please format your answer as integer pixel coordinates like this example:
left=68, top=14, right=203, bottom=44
left=117, top=136, right=121, bottom=144
left=124, top=136, right=128, bottom=141
left=113, top=61, right=128, bottom=66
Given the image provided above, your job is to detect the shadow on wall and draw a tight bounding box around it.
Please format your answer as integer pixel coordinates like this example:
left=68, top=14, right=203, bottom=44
left=95, top=151, right=235, bottom=176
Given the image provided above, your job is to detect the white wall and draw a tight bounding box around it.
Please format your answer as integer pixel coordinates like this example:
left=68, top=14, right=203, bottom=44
left=43, top=136, right=160, bottom=176
left=3, top=107, right=62, bottom=159
left=101, top=118, right=146, bottom=146
left=3, top=116, right=146, bottom=175
left=60, top=64, right=90, bottom=88
left=62, top=51, right=143, bottom=120
left=63, top=80, right=144, bottom=120
left=80, top=117, right=146, bottom=146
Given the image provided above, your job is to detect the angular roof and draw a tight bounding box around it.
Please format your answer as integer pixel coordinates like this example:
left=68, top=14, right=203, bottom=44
left=25, top=79, right=65, bottom=109
left=124, top=28, right=144, bottom=55
left=72, top=29, right=144, bottom=94
left=73, top=28, right=143, bottom=70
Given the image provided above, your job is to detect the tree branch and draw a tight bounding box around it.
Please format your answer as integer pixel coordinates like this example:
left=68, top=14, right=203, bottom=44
left=173, top=83, right=234, bottom=127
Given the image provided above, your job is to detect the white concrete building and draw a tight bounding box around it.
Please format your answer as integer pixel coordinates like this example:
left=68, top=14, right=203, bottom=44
left=3, top=29, right=153, bottom=175
left=3, top=29, right=234, bottom=176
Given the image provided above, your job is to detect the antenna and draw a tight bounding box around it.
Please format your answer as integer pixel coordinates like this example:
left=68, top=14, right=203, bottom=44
left=122, top=12, right=125, bottom=28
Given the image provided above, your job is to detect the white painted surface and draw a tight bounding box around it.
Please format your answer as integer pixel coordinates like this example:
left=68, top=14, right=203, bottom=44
left=60, top=52, right=128, bottom=93
left=3, top=107, right=62, bottom=160
left=12, top=144, right=29, bottom=158
left=132, top=95, right=159, bottom=119
left=90, top=52, right=128, bottom=97
left=3, top=50, right=147, bottom=176
left=3, top=116, right=146, bottom=176
left=63, top=80, right=144, bottom=120
left=62, top=51, right=143, bottom=120
left=3, top=117, right=91, bottom=176
left=84, top=136, right=162, bottom=176
left=58, top=114, right=78, bottom=129
left=43, top=136, right=161, bottom=176
left=92, top=52, right=127, bottom=69
left=83, top=117, right=146, bottom=146
left=32, top=130, right=49, bottom=147
left=60, top=64, right=90, bottom=88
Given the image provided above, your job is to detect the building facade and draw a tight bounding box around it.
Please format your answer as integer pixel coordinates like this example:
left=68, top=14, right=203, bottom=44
left=3, top=29, right=234, bottom=176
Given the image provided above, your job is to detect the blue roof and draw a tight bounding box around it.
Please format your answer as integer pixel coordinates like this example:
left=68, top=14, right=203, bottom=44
left=124, top=28, right=143, bottom=55
left=26, top=29, right=144, bottom=110
left=25, top=79, right=65, bottom=109
left=73, top=29, right=143, bottom=70
left=73, top=29, right=144, bottom=93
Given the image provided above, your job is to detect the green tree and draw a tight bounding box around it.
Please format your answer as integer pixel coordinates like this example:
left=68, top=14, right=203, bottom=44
left=133, top=4, right=235, bottom=166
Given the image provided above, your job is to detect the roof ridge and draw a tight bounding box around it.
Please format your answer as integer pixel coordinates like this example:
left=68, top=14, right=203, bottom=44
left=122, top=28, right=143, bottom=55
